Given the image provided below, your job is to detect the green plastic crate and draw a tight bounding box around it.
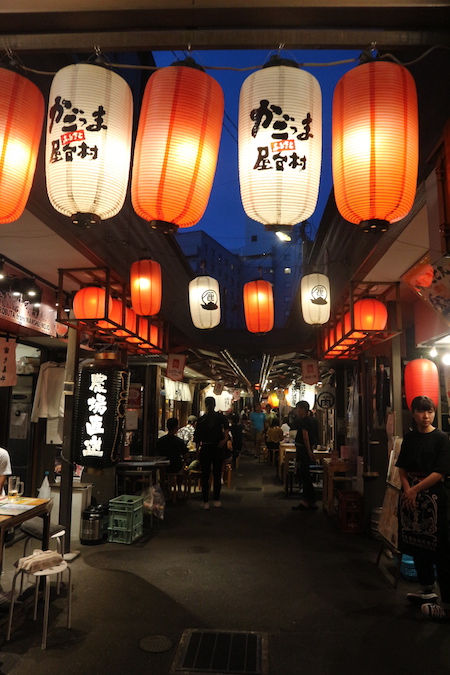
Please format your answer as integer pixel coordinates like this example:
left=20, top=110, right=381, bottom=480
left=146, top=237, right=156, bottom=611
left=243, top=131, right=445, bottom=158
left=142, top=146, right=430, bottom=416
left=108, top=521, right=143, bottom=544
left=108, top=495, right=143, bottom=531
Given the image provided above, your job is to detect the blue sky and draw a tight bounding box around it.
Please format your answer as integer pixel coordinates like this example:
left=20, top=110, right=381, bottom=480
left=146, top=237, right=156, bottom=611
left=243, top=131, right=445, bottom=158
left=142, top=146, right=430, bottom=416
left=153, top=48, right=361, bottom=251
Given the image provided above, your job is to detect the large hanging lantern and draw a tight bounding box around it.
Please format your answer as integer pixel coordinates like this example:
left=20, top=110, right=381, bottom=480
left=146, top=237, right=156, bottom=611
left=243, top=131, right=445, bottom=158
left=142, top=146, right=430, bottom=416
left=238, top=56, right=322, bottom=228
left=130, top=259, right=162, bottom=317
left=404, top=358, right=439, bottom=411
left=72, top=352, right=129, bottom=469
left=131, top=58, right=224, bottom=230
left=332, top=59, right=418, bottom=232
left=73, top=286, right=112, bottom=320
left=353, top=298, right=388, bottom=331
left=0, top=65, right=44, bottom=223
left=243, top=280, right=274, bottom=333
left=301, top=273, right=330, bottom=325
left=46, top=62, right=133, bottom=227
left=189, top=275, right=221, bottom=329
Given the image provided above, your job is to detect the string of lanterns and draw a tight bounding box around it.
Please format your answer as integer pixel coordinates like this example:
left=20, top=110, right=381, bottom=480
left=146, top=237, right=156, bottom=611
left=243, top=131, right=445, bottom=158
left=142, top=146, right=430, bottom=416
left=0, top=48, right=419, bottom=339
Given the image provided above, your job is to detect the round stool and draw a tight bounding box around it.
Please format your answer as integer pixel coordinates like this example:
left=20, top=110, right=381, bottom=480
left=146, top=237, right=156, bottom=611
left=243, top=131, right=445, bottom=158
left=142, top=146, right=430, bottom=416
left=7, top=561, right=72, bottom=649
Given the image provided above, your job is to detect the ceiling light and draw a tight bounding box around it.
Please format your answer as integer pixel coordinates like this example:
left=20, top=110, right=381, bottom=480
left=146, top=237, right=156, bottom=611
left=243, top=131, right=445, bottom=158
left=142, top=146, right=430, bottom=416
left=430, top=346, right=438, bottom=358
left=443, top=353, right=450, bottom=366
left=276, top=231, right=291, bottom=242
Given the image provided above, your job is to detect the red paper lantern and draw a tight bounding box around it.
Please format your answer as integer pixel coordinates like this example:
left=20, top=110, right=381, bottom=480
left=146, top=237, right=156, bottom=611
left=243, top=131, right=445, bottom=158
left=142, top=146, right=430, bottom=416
left=404, top=358, right=439, bottom=411
left=344, top=311, right=365, bottom=340
left=97, top=297, right=123, bottom=331
left=55, top=322, right=68, bottom=338
left=353, top=298, right=388, bottom=331
left=243, top=280, right=274, bottom=334
left=114, top=306, right=136, bottom=337
left=0, top=66, right=44, bottom=223
left=139, top=323, right=161, bottom=352
left=130, top=259, right=162, bottom=316
left=131, top=59, right=224, bottom=229
left=73, top=287, right=112, bottom=320
left=332, top=60, right=418, bottom=232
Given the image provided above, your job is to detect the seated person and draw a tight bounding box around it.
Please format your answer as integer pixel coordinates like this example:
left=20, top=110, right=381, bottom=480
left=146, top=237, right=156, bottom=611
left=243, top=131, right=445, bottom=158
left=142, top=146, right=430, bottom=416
left=155, top=418, right=187, bottom=473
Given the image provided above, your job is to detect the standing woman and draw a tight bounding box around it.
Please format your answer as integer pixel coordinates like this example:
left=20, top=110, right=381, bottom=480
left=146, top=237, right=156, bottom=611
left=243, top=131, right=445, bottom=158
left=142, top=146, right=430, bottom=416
left=396, top=395, right=450, bottom=620
left=194, top=397, right=230, bottom=510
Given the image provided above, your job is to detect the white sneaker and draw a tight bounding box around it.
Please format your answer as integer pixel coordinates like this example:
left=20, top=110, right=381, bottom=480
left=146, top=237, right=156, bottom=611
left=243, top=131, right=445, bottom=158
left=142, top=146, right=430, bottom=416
left=201, top=502, right=209, bottom=510
left=213, top=501, right=222, bottom=508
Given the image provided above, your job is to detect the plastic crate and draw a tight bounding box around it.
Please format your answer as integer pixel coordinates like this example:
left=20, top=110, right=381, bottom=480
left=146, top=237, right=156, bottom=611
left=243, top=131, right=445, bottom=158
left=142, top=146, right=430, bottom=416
left=108, top=495, right=143, bottom=531
left=108, top=521, right=143, bottom=544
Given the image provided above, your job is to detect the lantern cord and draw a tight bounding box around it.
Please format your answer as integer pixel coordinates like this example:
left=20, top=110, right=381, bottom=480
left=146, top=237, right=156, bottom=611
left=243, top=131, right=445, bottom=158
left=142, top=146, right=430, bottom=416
left=379, top=44, right=450, bottom=67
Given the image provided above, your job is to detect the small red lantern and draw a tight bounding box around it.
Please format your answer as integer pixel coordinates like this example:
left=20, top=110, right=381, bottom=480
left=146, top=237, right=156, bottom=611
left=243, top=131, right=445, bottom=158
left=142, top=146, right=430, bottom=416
left=55, top=322, right=68, bottom=338
left=344, top=311, right=365, bottom=340
left=73, top=287, right=112, bottom=320
left=243, top=280, right=274, bottom=334
left=130, top=259, right=162, bottom=317
left=131, top=58, right=224, bottom=229
left=97, top=297, right=123, bottom=331
left=0, top=66, right=44, bottom=223
left=404, top=358, right=439, bottom=411
left=353, top=298, right=388, bottom=331
left=114, top=306, right=136, bottom=337
left=139, top=323, right=161, bottom=352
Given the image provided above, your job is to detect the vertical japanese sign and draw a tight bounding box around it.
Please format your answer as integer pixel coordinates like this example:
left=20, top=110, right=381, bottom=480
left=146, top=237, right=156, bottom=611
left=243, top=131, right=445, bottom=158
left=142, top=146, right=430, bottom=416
left=301, top=359, right=319, bottom=385
left=72, top=358, right=129, bottom=469
left=0, top=339, right=16, bottom=387
left=167, top=354, right=186, bottom=382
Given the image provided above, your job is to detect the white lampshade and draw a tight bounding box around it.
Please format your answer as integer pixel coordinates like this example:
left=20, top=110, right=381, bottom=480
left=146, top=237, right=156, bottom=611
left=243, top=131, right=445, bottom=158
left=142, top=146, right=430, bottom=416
left=45, top=63, right=133, bottom=224
left=238, top=58, right=322, bottom=226
left=301, top=273, right=330, bottom=325
left=189, top=276, right=221, bottom=329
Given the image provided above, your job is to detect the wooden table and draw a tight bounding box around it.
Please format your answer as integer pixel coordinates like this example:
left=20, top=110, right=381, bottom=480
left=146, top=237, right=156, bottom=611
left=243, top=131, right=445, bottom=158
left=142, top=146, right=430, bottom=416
left=279, top=443, right=296, bottom=484
left=115, top=457, right=170, bottom=495
left=0, top=498, right=51, bottom=570
left=322, top=458, right=357, bottom=514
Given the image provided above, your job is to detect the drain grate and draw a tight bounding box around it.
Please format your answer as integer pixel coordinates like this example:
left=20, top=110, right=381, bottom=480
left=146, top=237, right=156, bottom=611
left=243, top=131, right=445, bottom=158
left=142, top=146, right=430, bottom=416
left=171, top=629, right=268, bottom=674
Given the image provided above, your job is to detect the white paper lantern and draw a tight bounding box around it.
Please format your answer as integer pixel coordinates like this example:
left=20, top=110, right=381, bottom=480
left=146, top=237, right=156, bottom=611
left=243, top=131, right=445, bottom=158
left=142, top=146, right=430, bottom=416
left=45, top=63, right=133, bottom=225
left=301, top=273, right=330, bottom=325
left=238, top=57, right=322, bottom=227
left=189, top=276, right=221, bottom=329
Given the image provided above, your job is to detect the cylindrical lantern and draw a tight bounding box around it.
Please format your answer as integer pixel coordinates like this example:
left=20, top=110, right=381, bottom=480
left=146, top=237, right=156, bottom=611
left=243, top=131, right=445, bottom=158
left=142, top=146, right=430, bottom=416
left=131, top=58, right=224, bottom=229
left=301, top=273, right=330, bottom=325
left=353, top=298, right=388, bottom=331
left=97, top=297, right=123, bottom=331
left=114, top=306, right=136, bottom=337
left=46, top=62, right=133, bottom=226
left=130, top=259, right=162, bottom=317
left=0, top=65, right=44, bottom=223
left=243, top=280, right=274, bottom=333
left=404, top=358, right=439, bottom=411
left=189, top=275, right=221, bottom=329
left=238, top=56, right=322, bottom=227
left=55, top=322, right=68, bottom=338
left=73, top=286, right=112, bottom=320
left=267, top=391, right=280, bottom=408
left=139, top=322, right=161, bottom=352
left=332, top=60, right=418, bottom=232
left=72, top=352, right=129, bottom=469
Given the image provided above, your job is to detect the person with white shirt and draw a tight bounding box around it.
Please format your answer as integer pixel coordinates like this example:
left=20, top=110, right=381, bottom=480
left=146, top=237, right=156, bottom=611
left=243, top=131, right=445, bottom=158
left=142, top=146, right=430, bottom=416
left=0, top=447, right=12, bottom=495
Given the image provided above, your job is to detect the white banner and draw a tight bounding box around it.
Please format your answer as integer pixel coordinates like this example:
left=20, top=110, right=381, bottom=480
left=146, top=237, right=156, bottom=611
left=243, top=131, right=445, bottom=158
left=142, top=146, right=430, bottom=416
left=301, top=359, right=319, bottom=385
left=167, top=354, right=186, bottom=382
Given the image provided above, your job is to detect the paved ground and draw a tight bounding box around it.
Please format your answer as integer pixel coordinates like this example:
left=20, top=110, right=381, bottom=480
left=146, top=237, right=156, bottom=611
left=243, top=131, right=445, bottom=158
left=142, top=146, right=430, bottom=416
left=0, top=456, right=449, bottom=675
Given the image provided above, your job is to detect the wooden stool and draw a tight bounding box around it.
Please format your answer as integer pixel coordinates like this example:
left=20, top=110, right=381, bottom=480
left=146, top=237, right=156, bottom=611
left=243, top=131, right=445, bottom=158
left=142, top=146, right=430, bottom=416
left=7, top=561, right=72, bottom=650
left=166, top=471, right=189, bottom=504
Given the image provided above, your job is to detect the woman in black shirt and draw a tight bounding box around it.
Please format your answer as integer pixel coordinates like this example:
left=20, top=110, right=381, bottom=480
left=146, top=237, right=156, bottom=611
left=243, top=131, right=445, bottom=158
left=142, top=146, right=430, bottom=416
left=396, top=396, right=450, bottom=620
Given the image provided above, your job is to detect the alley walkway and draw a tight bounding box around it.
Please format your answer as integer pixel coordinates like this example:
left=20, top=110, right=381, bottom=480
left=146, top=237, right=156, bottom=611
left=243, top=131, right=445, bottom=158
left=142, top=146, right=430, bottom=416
left=0, top=456, right=449, bottom=675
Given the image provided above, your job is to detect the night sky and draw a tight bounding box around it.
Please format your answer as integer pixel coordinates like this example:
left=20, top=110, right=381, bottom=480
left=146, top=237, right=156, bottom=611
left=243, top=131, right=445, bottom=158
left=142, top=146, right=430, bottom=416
left=153, top=48, right=361, bottom=251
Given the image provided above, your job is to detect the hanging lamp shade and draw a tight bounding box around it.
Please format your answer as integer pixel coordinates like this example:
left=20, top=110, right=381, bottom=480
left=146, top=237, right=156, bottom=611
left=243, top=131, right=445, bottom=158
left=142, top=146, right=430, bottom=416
left=139, top=322, right=161, bottom=352
left=404, top=358, right=439, bottom=411
left=114, top=306, right=136, bottom=337
left=130, top=259, right=162, bottom=317
left=189, top=275, right=221, bottom=329
left=332, top=60, right=418, bottom=232
left=0, top=65, right=44, bottom=223
left=131, top=58, right=224, bottom=230
left=238, top=56, right=322, bottom=227
left=45, top=62, right=133, bottom=226
left=73, top=286, right=112, bottom=320
left=344, top=311, right=365, bottom=341
left=97, top=297, right=123, bottom=331
left=243, top=280, right=274, bottom=333
left=353, top=298, right=388, bottom=331
left=301, top=273, right=330, bottom=325
left=267, top=391, right=279, bottom=408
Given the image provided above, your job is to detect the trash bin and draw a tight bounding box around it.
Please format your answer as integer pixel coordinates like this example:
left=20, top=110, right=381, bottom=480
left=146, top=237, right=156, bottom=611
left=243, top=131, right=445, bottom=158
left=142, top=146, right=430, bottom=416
left=80, top=505, right=104, bottom=545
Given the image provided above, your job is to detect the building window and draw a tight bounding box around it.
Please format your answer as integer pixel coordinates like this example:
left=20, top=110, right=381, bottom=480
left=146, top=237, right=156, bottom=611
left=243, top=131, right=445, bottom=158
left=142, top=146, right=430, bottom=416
left=284, top=267, right=291, bottom=274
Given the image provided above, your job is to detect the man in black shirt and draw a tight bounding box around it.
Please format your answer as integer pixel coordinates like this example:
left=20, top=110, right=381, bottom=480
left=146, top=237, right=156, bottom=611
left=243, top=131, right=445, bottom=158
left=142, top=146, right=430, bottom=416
left=194, top=397, right=229, bottom=509
left=291, top=400, right=318, bottom=511
left=155, top=418, right=187, bottom=473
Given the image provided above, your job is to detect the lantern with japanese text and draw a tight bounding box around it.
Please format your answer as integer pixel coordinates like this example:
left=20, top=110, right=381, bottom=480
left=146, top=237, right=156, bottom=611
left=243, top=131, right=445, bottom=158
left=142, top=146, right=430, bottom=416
left=189, top=275, right=221, bottom=329
left=238, top=56, right=322, bottom=228
left=0, top=65, right=44, bottom=223
left=404, top=358, right=439, bottom=411
left=243, top=280, right=274, bottom=333
left=131, top=58, right=224, bottom=230
left=301, top=273, right=330, bottom=325
left=45, top=62, right=133, bottom=227
left=130, top=259, right=162, bottom=317
left=73, top=286, right=112, bottom=320
left=72, top=352, right=129, bottom=469
left=353, top=298, right=388, bottom=331
left=332, top=60, right=418, bottom=232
